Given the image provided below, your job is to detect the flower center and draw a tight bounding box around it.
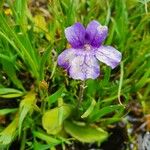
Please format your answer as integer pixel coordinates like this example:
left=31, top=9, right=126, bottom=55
left=84, top=44, right=91, bottom=51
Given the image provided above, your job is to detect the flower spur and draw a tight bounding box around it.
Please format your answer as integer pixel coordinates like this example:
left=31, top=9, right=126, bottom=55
left=58, top=20, right=122, bottom=80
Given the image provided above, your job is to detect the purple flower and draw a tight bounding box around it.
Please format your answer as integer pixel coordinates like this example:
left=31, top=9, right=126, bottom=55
left=58, top=20, right=122, bottom=80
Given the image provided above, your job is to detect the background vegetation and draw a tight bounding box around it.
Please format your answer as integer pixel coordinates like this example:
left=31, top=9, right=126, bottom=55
left=0, top=0, right=150, bottom=149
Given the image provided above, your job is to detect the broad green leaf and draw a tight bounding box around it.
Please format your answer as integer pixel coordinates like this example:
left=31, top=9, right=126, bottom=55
left=19, top=91, right=37, bottom=136
left=0, top=115, right=18, bottom=146
left=81, top=98, right=96, bottom=118
left=64, top=121, right=108, bottom=143
left=42, top=104, right=72, bottom=134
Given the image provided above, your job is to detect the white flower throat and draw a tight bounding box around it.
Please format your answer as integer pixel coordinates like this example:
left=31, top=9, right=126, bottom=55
left=84, top=44, right=91, bottom=51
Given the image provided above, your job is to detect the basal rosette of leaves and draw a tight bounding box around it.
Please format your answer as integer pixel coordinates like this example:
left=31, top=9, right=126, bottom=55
left=42, top=100, right=109, bottom=143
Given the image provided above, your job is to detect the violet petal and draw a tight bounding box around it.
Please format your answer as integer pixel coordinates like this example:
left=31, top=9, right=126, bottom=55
left=57, top=48, right=76, bottom=69
left=69, top=54, right=100, bottom=80
left=95, top=46, right=122, bottom=69
left=65, top=23, right=85, bottom=48
left=86, top=20, right=108, bottom=47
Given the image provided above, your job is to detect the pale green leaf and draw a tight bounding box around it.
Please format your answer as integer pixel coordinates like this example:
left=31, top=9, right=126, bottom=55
left=0, top=115, right=18, bottom=146
left=42, top=104, right=72, bottom=134
left=64, top=121, right=108, bottom=143
left=19, top=91, right=37, bottom=136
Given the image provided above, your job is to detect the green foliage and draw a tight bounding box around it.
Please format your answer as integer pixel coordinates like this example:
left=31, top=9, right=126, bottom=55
left=81, top=98, right=96, bottom=118
left=0, top=108, right=17, bottom=115
left=0, top=88, right=24, bottom=98
left=0, top=115, right=18, bottom=147
left=42, top=103, right=72, bottom=134
left=47, top=87, right=65, bottom=105
left=64, top=120, right=108, bottom=143
left=18, top=91, right=37, bottom=136
left=0, top=0, right=150, bottom=149
left=88, top=105, right=124, bottom=123
left=33, top=131, right=62, bottom=146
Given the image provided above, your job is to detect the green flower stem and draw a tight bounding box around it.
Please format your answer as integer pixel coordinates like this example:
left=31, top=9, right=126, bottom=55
left=78, top=81, right=86, bottom=106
